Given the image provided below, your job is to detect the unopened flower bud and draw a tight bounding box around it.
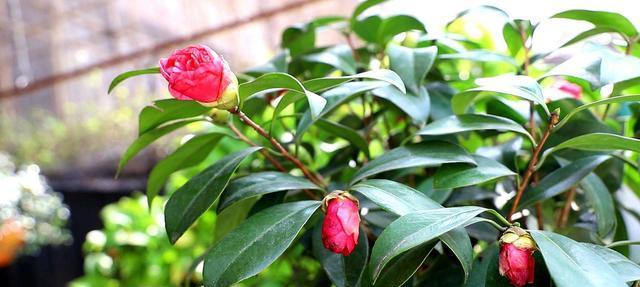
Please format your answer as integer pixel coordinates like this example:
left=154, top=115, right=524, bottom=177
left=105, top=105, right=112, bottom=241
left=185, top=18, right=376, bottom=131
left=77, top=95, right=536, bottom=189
left=321, top=191, right=360, bottom=256
left=499, top=226, right=536, bottom=287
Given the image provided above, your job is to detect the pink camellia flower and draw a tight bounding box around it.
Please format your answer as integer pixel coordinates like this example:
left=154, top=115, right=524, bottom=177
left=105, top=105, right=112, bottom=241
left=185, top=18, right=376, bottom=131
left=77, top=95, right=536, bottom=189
left=499, top=227, right=536, bottom=287
left=159, top=44, right=238, bottom=110
left=556, top=79, right=582, bottom=100
left=321, top=191, right=360, bottom=256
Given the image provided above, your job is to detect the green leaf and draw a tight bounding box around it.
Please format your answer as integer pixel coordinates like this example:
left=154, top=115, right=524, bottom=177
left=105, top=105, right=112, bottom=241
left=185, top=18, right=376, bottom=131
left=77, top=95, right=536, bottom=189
left=418, top=114, right=536, bottom=145
left=373, top=243, right=433, bottom=287
left=353, top=16, right=383, bottom=43
left=274, top=89, right=326, bottom=119
left=351, top=179, right=474, bottom=282
left=552, top=10, right=638, bottom=38
left=581, top=243, right=640, bottom=282
left=302, top=69, right=405, bottom=93
left=502, top=20, right=532, bottom=57
left=368, top=206, right=487, bottom=283
left=580, top=173, right=617, bottom=237
left=377, top=15, right=426, bottom=45
left=529, top=230, right=628, bottom=287
left=117, top=119, right=200, bottom=176
left=239, top=72, right=306, bottom=101
left=351, top=0, right=388, bottom=25
left=560, top=27, right=620, bottom=48
left=138, top=99, right=211, bottom=135
left=372, top=85, right=431, bottom=124
left=451, top=75, right=550, bottom=116
left=313, top=225, right=368, bottom=287
left=434, top=155, right=516, bottom=189
left=108, top=67, right=160, bottom=93
left=542, top=45, right=640, bottom=90
left=350, top=141, right=475, bottom=185
left=164, top=147, right=261, bottom=243
left=217, top=171, right=320, bottom=213
left=304, top=45, right=356, bottom=75
left=203, top=201, right=321, bottom=287
left=282, top=24, right=315, bottom=57
left=554, top=95, right=640, bottom=131
left=296, top=81, right=391, bottom=139
left=517, top=155, right=610, bottom=209
left=439, top=51, right=517, bottom=67
left=315, top=118, right=370, bottom=157
left=538, top=133, right=640, bottom=168
left=146, top=133, right=224, bottom=207
left=386, top=44, right=437, bottom=95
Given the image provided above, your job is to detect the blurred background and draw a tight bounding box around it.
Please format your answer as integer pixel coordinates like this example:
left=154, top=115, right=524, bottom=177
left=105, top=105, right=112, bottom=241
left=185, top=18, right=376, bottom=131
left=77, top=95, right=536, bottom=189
left=0, top=0, right=638, bottom=286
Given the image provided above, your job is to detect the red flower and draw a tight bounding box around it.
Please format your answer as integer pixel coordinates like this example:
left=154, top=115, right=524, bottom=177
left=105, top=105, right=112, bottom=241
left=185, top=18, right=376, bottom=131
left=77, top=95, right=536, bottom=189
left=159, top=44, right=238, bottom=109
left=499, top=227, right=536, bottom=287
left=321, top=192, right=360, bottom=256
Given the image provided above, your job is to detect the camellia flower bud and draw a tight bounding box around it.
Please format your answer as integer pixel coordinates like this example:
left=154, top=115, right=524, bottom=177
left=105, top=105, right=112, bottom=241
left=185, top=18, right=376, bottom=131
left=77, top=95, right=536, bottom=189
left=159, top=44, right=239, bottom=110
left=556, top=79, right=582, bottom=100
left=499, top=226, right=536, bottom=287
left=321, top=191, right=360, bottom=256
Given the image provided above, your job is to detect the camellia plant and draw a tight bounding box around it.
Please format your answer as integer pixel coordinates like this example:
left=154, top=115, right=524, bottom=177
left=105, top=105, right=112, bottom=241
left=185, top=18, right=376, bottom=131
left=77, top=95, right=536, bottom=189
left=109, top=1, right=640, bottom=286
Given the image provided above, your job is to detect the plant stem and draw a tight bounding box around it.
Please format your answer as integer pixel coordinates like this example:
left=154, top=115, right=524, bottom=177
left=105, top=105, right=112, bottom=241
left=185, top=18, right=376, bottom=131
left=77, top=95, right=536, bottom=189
left=606, top=240, right=640, bottom=248
left=344, top=33, right=360, bottom=63
left=228, top=120, right=286, bottom=172
left=230, top=108, right=327, bottom=189
left=556, top=187, right=576, bottom=229
left=228, top=120, right=319, bottom=199
left=488, top=209, right=513, bottom=228
left=508, top=112, right=559, bottom=220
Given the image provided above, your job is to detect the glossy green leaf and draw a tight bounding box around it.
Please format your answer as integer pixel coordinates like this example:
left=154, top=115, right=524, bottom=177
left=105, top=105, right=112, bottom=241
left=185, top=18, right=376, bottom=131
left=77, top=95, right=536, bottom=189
left=203, top=201, right=321, bottom=287
left=581, top=243, right=640, bottom=282
left=580, top=173, right=617, bottom=237
left=377, top=15, right=426, bottom=45
left=434, top=155, right=516, bottom=189
left=538, top=133, right=640, bottom=169
left=542, top=45, right=640, bottom=90
left=451, top=75, right=550, bottom=116
left=296, top=81, right=391, bottom=139
left=274, top=89, right=326, bottom=120
left=108, top=67, right=160, bottom=93
left=439, top=51, right=517, bottom=66
left=302, top=69, right=405, bottom=94
left=282, top=24, right=315, bottom=57
left=502, top=20, right=532, bottom=57
left=117, top=119, right=201, bottom=176
left=350, top=141, right=475, bottom=185
left=372, top=85, right=431, bottom=124
left=529, top=230, right=628, bottom=287
left=368, top=206, right=487, bottom=283
left=315, top=118, right=370, bottom=157
left=418, top=114, right=535, bottom=145
left=304, top=45, right=357, bottom=75
left=518, top=155, right=610, bottom=209
left=146, top=133, right=224, bottom=207
left=351, top=0, right=388, bottom=25
left=165, top=147, right=261, bottom=243
left=313, top=225, right=368, bottom=287
left=560, top=27, right=620, bottom=48
left=554, top=95, right=640, bottom=131
left=386, top=44, right=437, bottom=95
left=217, top=171, right=320, bottom=212
left=239, top=72, right=306, bottom=101
left=552, top=10, right=638, bottom=38
left=373, top=243, right=433, bottom=287
left=138, top=99, right=211, bottom=135
left=351, top=179, right=474, bottom=282
left=353, top=15, right=382, bottom=43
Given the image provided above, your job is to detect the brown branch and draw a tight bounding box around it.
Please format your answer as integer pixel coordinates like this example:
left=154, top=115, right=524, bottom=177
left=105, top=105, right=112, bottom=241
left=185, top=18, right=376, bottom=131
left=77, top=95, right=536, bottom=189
left=509, top=112, right=559, bottom=220
left=228, top=121, right=286, bottom=172
left=344, top=33, right=361, bottom=63
left=228, top=120, right=318, bottom=199
left=230, top=108, right=326, bottom=189
left=557, top=187, right=577, bottom=228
